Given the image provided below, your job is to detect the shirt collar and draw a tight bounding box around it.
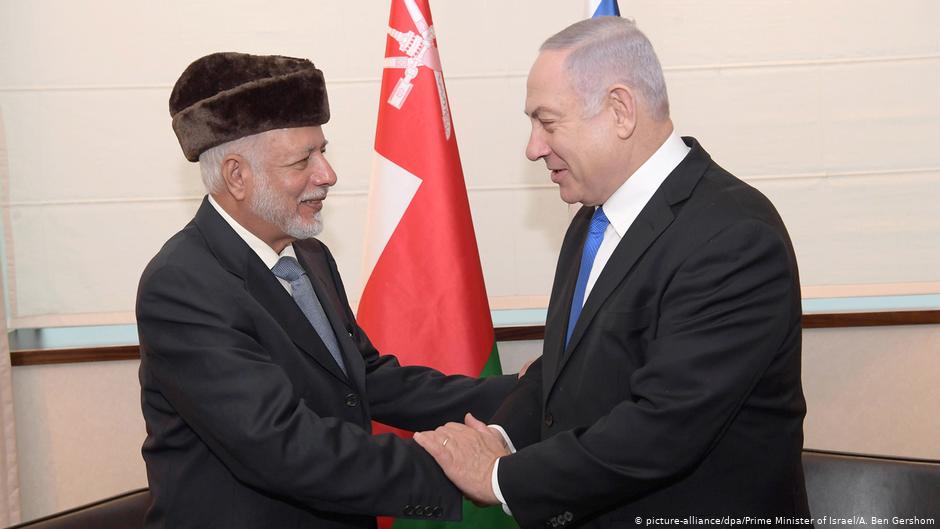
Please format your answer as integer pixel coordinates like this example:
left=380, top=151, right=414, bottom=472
left=207, top=194, right=296, bottom=269
left=602, top=131, right=691, bottom=237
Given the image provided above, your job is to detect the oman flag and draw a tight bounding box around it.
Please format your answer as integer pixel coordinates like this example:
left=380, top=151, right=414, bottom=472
left=357, top=1, right=516, bottom=528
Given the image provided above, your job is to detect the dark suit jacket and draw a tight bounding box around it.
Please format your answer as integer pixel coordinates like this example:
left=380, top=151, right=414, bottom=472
left=492, top=138, right=810, bottom=528
left=137, top=198, right=515, bottom=529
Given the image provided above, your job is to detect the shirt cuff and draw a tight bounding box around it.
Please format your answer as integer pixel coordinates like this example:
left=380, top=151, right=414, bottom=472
left=488, top=424, right=514, bottom=515
left=488, top=424, right=517, bottom=454
left=491, top=457, right=512, bottom=516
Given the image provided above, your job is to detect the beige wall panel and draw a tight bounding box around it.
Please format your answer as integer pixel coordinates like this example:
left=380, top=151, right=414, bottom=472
left=633, top=0, right=826, bottom=66
left=0, top=1, right=387, bottom=87
left=430, top=1, right=579, bottom=73
left=753, top=172, right=940, bottom=287
left=11, top=360, right=147, bottom=522
left=631, top=1, right=939, bottom=66
left=804, top=1, right=939, bottom=58
left=820, top=60, right=940, bottom=172
left=0, top=90, right=198, bottom=203
left=667, top=68, right=824, bottom=178
left=802, top=325, right=940, bottom=460
left=10, top=200, right=200, bottom=319
left=468, top=188, right=568, bottom=305
left=444, top=76, right=540, bottom=188
left=496, top=340, right=542, bottom=375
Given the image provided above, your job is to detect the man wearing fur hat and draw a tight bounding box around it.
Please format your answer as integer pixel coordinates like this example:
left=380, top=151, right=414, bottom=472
left=136, top=52, right=515, bottom=529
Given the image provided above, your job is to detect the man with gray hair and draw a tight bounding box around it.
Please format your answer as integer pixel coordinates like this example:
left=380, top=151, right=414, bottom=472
left=415, top=17, right=811, bottom=528
left=137, top=52, right=515, bottom=529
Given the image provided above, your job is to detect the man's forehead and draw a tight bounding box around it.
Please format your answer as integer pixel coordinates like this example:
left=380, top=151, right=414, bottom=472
left=525, top=51, right=574, bottom=116
left=268, top=126, right=326, bottom=148
left=529, top=49, right=569, bottom=79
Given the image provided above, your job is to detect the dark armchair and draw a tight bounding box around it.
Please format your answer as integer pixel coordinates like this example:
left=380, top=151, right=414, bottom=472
left=803, top=449, right=940, bottom=526
left=5, top=488, right=149, bottom=529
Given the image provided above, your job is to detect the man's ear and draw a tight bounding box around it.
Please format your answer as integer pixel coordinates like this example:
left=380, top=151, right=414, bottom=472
left=221, top=154, right=251, bottom=201
left=608, top=85, right=637, bottom=140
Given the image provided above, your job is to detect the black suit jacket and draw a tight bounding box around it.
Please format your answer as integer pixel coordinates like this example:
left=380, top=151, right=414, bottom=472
left=137, top=198, right=515, bottom=529
left=492, top=138, right=810, bottom=528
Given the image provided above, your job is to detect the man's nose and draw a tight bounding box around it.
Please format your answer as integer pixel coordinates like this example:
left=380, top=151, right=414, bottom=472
left=525, top=129, right=550, bottom=161
left=312, top=157, right=337, bottom=187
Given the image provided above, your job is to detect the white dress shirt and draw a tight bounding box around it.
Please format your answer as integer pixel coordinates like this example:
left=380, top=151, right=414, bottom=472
left=491, top=132, right=691, bottom=513
left=207, top=195, right=297, bottom=292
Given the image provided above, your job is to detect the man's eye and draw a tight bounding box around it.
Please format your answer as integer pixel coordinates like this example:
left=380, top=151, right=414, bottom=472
left=293, top=159, right=309, bottom=168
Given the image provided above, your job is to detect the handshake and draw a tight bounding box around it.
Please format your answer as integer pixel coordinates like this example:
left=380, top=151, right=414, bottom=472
left=413, top=413, right=509, bottom=506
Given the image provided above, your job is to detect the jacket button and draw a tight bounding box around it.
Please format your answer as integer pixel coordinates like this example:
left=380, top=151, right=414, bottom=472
left=403, top=505, right=413, bottom=515
left=544, top=412, right=554, bottom=427
left=433, top=506, right=443, bottom=517
left=345, top=393, right=360, bottom=407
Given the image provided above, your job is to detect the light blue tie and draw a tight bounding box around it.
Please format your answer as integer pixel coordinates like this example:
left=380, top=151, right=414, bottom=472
left=271, top=256, right=346, bottom=375
left=566, top=207, right=610, bottom=347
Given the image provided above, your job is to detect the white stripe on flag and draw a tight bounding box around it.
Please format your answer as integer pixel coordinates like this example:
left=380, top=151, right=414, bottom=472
left=361, top=153, right=422, bottom=280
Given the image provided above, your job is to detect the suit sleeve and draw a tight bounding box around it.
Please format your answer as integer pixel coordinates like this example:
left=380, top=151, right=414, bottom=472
left=315, top=242, right=517, bottom=431
left=488, top=357, right=545, bottom=449
left=137, top=262, right=464, bottom=519
left=496, top=219, right=801, bottom=528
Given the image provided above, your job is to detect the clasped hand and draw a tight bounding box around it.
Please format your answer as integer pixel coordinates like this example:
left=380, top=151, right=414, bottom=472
left=414, top=413, right=508, bottom=506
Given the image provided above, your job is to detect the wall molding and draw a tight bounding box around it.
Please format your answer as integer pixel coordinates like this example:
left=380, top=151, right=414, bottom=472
left=6, top=165, right=938, bottom=209
left=10, top=310, right=939, bottom=367
left=4, top=52, right=939, bottom=94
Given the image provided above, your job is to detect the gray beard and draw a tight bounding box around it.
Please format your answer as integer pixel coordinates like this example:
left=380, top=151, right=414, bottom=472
left=248, top=173, right=324, bottom=240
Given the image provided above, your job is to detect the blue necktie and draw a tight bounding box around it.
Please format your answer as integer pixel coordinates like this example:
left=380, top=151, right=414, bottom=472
left=271, top=256, right=347, bottom=375
left=566, top=207, right=610, bottom=347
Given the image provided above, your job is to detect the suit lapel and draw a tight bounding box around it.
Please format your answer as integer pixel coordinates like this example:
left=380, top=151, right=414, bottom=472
left=541, top=206, right=592, bottom=383
left=544, top=195, right=676, bottom=394
left=295, top=242, right=367, bottom=395
left=193, top=198, right=352, bottom=386
left=564, top=193, right=675, bottom=355
left=245, top=262, right=352, bottom=385
left=545, top=137, right=712, bottom=396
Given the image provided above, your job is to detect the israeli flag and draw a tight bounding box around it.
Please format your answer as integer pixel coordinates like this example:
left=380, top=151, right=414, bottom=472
left=588, top=0, right=621, bottom=17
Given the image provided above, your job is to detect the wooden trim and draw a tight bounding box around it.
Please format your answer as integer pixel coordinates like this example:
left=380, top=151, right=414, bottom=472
left=8, top=310, right=940, bottom=366
left=494, top=326, right=545, bottom=342
left=10, top=345, right=141, bottom=367
left=802, top=310, right=940, bottom=328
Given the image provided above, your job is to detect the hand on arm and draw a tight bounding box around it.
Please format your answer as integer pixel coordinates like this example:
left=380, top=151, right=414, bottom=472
left=413, top=413, right=508, bottom=506
left=517, top=356, right=538, bottom=379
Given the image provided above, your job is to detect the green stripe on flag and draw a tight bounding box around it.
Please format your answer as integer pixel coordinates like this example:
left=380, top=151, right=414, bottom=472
left=390, top=498, right=519, bottom=529
left=479, top=342, right=504, bottom=378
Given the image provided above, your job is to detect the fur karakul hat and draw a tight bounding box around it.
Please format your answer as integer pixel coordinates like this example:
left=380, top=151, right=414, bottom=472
left=169, top=52, right=330, bottom=162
